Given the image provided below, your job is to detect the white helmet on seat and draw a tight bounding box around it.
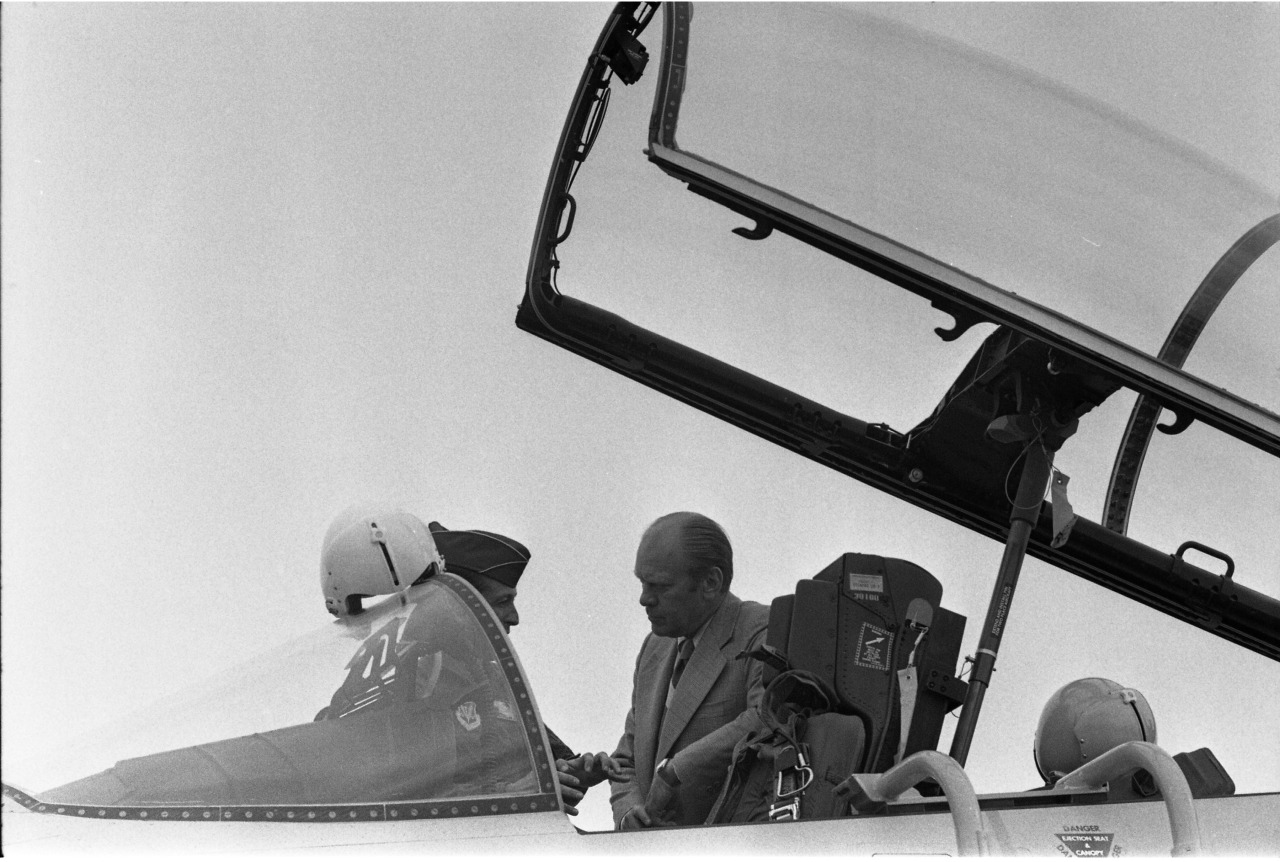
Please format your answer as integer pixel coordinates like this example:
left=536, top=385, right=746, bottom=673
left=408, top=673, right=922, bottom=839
left=320, top=505, right=443, bottom=617
left=1034, top=677, right=1157, bottom=783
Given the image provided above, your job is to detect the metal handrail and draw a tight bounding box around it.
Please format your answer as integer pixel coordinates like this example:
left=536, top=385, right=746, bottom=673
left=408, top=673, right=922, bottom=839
left=843, top=750, right=990, bottom=856
left=1053, top=741, right=1202, bottom=856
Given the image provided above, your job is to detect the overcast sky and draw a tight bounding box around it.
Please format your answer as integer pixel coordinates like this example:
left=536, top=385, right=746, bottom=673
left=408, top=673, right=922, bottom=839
left=3, top=2, right=1278, bottom=837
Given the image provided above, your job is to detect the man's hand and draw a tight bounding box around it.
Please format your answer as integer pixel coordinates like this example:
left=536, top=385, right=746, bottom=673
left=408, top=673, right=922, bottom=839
left=554, top=762, right=586, bottom=817
left=619, top=803, right=675, bottom=830
left=555, top=752, right=629, bottom=816
left=560, top=751, right=630, bottom=788
left=619, top=762, right=678, bottom=830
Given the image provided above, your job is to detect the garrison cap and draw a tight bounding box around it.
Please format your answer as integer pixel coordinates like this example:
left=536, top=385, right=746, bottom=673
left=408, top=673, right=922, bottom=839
left=428, top=521, right=530, bottom=588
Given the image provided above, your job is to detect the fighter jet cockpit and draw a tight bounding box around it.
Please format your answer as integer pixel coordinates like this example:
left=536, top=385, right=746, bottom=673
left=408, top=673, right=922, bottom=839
left=4, top=2, right=1277, bottom=855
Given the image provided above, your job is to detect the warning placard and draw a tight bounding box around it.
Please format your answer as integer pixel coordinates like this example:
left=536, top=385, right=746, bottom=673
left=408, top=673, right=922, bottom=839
left=1056, top=831, right=1116, bottom=857
left=853, top=622, right=892, bottom=671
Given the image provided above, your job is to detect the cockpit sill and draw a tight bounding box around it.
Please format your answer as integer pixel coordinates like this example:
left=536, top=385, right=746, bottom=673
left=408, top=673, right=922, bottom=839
left=7, top=775, right=1280, bottom=853
left=0, top=772, right=1145, bottom=822
left=1, top=781, right=560, bottom=824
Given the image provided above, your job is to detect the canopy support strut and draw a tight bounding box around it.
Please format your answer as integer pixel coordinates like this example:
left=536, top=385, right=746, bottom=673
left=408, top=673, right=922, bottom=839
left=949, top=439, right=1054, bottom=766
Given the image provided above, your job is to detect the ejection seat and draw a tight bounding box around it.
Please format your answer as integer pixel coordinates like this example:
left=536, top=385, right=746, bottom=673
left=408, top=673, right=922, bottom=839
left=762, top=553, right=968, bottom=777
left=710, top=554, right=970, bottom=826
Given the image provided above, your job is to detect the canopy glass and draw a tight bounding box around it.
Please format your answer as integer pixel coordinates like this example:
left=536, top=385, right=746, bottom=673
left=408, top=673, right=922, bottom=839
left=9, top=576, right=559, bottom=816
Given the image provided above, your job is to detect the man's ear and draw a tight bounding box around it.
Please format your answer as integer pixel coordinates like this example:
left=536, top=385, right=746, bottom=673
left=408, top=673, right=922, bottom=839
left=701, top=566, right=724, bottom=597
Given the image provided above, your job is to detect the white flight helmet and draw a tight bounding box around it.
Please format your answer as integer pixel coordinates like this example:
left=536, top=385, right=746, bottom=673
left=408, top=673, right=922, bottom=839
left=1034, top=677, right=1157, bottom=783
left=320, top=505, right=443, bottom=617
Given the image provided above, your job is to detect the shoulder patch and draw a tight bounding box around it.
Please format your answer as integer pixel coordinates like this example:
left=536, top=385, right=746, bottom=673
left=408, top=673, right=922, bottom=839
left=456, top=701, right=482, bottom=732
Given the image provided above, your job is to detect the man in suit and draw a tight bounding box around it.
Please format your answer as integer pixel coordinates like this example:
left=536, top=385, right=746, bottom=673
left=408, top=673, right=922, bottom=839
left=610, top=512, right=769, bottom=829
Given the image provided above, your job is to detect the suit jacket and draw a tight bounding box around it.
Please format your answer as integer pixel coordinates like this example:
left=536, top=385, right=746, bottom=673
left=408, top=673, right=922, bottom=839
left=609, top=591, right=768, bottom=827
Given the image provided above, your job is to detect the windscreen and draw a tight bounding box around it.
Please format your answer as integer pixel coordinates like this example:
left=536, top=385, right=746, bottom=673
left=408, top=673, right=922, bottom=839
left=9, top=576, right=558, bottom=818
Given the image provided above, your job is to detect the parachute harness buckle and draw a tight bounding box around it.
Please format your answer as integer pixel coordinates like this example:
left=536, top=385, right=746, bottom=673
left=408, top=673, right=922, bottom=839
left=768, top=745, right=814, bottom=821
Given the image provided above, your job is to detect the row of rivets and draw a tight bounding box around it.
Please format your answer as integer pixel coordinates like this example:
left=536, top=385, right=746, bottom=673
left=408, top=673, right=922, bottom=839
left=11, top=794, right=555, bottom=822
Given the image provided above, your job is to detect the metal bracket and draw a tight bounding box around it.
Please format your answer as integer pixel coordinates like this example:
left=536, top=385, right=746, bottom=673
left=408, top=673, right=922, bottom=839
left=733, top=218, right=774, bottom=240
left=932, top=300, right=988, bottom=342
left=1156, top=406, right=1195, bottom=435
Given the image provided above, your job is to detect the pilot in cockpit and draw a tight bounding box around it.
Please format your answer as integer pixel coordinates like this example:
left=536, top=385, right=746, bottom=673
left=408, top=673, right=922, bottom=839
left=316, top=506, right=624, bottom=808
left=317, top=508, right=537, bottom=797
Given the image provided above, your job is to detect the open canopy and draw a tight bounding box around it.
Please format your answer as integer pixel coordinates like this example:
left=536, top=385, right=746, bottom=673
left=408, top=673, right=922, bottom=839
left=520, top=3, right=1280, bottom=660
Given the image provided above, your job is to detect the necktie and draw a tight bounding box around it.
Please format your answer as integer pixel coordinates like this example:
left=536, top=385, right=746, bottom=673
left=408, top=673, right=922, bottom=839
left=671, top=637, right=695, bottom=690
